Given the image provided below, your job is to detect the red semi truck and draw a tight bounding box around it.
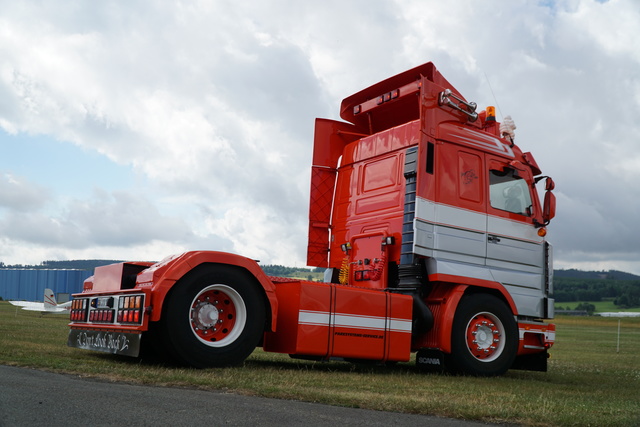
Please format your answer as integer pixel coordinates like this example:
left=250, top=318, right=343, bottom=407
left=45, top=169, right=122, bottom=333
left=68, top=62, right=556, bottom=376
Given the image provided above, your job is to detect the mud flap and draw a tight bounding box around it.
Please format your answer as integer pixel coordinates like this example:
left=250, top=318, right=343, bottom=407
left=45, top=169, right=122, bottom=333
left=416, top=348, right=447, bottom=373
left=510, top=350, right=549, bottom=372
left=68, top=329, right=141, bottom=357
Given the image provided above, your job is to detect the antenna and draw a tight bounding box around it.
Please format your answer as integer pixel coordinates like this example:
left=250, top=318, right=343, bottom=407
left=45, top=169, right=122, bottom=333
left=483, top=71, right=504, bottom=120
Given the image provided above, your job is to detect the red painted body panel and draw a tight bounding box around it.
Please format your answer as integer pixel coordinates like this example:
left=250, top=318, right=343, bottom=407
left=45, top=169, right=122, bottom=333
left=85, top=262, right=154, bottom=292
left=263, top=280, right=413, bottom=362
left=263, top=280, right=332, bottom=356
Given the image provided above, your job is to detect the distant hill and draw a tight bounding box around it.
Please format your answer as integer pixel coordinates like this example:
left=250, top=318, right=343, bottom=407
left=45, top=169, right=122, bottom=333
left=0, top=260, right=126, bottom=271
left=554, top=269, right=640, bottom=280
left=553, top=269, right=640, bottom=308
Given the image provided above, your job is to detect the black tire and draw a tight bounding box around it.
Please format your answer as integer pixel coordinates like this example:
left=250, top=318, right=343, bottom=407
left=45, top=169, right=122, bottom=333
left=160, top=265, right=266, bottom=368
left=447, top=294, right=518, bottom=376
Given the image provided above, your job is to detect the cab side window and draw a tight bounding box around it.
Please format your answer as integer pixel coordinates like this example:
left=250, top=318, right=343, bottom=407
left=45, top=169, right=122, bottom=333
left=489, top=169, right=532, bottom=216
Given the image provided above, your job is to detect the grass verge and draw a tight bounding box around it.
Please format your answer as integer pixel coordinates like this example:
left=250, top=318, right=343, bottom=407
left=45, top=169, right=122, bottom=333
left=1, top=302, right=639, bottom=426
left=557, top=298, right=640, bottom=313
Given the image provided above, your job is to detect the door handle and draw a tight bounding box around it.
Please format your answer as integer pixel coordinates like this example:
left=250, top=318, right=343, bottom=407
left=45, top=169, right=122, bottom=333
left=488, top=235, right=501, bottom=243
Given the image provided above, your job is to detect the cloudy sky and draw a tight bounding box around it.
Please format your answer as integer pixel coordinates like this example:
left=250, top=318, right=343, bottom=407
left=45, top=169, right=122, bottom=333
left=1, top=0, right=639, bottom=274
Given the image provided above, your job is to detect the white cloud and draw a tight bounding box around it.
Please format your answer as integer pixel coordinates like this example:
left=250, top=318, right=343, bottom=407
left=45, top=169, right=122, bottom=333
left=0, top=173, right=49, bottom=211
left=0, top=189, right=191, bottom=247
left=0, top=0, right=639, bottom=274
left=566, top=0, right=640, bottom=62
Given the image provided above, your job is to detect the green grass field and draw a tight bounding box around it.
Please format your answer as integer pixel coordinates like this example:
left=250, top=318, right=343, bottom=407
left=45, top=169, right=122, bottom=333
left=556, top=298, right=640, bottom=313
left=1, top=301, right=639, bottom=426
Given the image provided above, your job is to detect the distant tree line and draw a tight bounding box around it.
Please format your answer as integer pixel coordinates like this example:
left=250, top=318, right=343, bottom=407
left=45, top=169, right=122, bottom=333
left=0, top=260, right=125, bottom=271
left=554, top=269, right=640, bottom=281
left=555, top=302, right=597, bottom=315
left=554, top=277, right=640, bottom=308
left=260, top=264, right=324, bottom=277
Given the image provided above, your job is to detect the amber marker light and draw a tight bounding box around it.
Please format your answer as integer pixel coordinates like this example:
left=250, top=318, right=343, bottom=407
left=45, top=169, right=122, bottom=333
left=486, top=106, right=496, bottom=122
left=538, top=227, right=547, bottom=237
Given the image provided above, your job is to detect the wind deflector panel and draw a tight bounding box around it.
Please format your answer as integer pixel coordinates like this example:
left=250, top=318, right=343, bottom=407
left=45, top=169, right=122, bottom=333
left=307, top=119, right=361, bottom=267
left=339, top=62, right=461, bottom=135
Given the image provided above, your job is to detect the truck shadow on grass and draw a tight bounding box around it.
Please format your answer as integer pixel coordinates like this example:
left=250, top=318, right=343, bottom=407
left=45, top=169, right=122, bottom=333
left=100, top=349, right=466, bottom=378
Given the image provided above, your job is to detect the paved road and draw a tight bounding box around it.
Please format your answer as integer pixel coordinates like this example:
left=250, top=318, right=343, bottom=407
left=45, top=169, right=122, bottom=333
left=0, top=365, right=507, bottom=427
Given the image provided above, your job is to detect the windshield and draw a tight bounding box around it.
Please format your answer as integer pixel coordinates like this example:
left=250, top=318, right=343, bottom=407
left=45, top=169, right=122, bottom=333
left=489, top=169, right=532, bottom=216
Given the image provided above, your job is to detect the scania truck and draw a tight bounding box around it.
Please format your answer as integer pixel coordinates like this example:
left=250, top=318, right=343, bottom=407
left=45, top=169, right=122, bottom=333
left=68, top=62, right=556, bottom=376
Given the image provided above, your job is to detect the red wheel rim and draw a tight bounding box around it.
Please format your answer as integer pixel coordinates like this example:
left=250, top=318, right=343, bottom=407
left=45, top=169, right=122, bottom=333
left=189, top=284, right=246, bottom=347
left=465, top=312, right=506, bottom=362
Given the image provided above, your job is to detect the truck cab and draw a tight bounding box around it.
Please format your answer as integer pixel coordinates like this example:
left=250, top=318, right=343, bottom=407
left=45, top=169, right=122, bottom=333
left=308, top=62, right=556, bottom=374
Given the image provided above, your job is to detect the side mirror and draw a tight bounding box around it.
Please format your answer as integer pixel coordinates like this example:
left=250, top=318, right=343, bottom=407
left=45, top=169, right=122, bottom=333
left=545, top=177, right=555, bottom=191
left=543, top=190, right=556, bottom=223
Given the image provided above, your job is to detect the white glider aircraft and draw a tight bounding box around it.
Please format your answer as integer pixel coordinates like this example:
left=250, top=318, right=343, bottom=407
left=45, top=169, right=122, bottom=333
left=9, top=289, right=72, bottom=313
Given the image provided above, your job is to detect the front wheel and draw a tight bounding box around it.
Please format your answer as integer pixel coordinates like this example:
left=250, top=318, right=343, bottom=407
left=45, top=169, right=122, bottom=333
left=161, top=265, right=266, bottom=368
left=448, top=294, right=518, bottom=376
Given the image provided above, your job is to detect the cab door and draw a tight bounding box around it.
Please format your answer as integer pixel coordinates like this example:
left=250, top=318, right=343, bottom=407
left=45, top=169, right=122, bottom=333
left=485, top=158, right=546, bottom=317
left=420, top=143, right=487, bottom=266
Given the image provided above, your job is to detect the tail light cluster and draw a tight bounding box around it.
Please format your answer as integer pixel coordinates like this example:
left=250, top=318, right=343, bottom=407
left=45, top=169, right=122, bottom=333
left=90, top=308, right=114, bottom=323
left=69, top=294, right=145, bottom=325
left=118, top=295, right=144, bottom=324
left=70, top=299, right=88, bottom=322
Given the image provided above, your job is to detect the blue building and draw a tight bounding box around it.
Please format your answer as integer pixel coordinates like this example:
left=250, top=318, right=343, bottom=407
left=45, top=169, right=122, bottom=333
left=0, top=269, right=90, bottom=303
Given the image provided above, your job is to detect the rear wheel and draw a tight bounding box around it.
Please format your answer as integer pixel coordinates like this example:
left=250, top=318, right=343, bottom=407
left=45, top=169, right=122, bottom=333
left=161, top=265, right=266, bottom=368
left=448, top=294, right=518, bottom=376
